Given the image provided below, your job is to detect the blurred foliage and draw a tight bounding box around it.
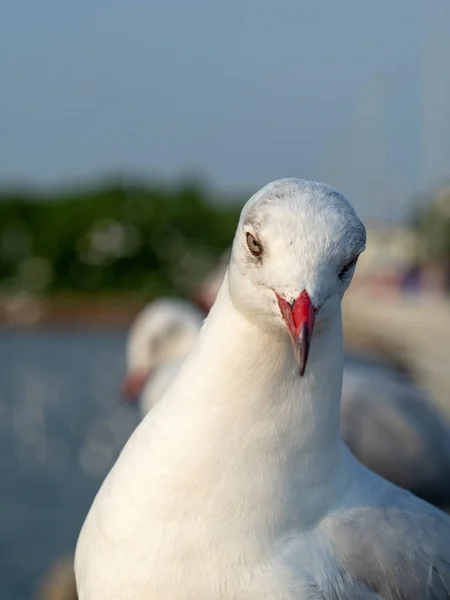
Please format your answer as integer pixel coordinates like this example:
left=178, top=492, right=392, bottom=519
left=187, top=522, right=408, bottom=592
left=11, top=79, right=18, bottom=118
left=412, top=184, right=450, bottom=264
left=0, top=179, right=241, bottom=298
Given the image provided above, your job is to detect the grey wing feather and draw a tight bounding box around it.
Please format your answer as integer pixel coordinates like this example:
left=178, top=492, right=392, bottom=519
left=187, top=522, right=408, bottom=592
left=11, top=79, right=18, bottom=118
left=341, top=371, right=450, bottom=505
left=324, top=486, right=450, bottom=599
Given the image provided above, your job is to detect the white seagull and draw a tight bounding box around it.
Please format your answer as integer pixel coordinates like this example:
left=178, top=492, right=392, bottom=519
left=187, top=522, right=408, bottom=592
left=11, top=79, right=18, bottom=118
left=342, top=361, right=450, bottom=507
left=76, top=179, right=450, bottom=599
left=121, top=298, right=204, bottom=416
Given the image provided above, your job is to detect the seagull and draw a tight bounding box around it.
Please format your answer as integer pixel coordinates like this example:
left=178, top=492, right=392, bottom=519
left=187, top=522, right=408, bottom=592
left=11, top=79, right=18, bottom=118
left=76, top=179, right=450, bottom=599
left=342, top=361, right=450, bottom=507
left=120, top=298, right=204, bottom=414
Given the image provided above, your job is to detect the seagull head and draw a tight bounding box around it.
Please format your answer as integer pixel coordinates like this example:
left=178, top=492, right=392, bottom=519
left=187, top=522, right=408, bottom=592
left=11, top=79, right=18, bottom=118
left=121, top=298, right=203, bottom=401
left=227, top=179, right=366, bottom=376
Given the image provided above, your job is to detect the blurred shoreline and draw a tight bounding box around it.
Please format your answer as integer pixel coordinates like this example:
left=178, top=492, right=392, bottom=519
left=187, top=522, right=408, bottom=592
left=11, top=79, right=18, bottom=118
left=0, top=293, right=143, bottom=328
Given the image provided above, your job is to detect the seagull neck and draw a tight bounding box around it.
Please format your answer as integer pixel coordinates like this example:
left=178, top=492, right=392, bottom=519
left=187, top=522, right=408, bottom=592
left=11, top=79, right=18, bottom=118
left=150, top=278, right=350, bottom=527
left=196, top=281, right=346, bottom=455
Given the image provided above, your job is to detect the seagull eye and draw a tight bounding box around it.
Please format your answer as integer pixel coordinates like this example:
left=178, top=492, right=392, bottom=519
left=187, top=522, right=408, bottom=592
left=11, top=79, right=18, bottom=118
left=246, top=232, right=262, bottom=257
left=339, top=256, right=358, bottom=279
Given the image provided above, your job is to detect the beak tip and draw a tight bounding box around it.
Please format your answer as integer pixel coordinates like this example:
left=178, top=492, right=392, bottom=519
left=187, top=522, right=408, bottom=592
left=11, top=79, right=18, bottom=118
left=276, top=289, right=315, bottom=378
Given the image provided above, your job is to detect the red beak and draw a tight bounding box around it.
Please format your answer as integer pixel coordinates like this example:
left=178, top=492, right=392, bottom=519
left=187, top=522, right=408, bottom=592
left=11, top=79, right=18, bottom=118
left=121, top=370, right=150, bottom=402
left=276, top=290, right=316, bottom=376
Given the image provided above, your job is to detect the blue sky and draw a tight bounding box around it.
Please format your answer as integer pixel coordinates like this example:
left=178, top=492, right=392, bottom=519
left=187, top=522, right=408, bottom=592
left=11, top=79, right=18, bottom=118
left=1, top=0, right=449, bottom=220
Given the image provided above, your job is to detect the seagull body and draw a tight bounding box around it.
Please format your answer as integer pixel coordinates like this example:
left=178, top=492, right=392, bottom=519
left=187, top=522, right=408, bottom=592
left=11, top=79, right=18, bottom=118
left=134, top=342, right=450, bottom=508
left=76, top=179, right=450, bottom=599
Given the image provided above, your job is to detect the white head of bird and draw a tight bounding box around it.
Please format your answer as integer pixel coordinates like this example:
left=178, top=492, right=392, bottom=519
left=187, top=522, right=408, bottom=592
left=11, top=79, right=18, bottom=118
left=227, top=178, right=366, bottom=375
left=122, top=298, right=204, bottom=400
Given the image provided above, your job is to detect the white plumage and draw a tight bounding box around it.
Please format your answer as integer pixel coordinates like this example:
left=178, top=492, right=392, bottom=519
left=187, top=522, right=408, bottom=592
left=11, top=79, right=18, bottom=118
left=123, top=305, right=450, bottom=506
left=76, top=179, right=450, bottom=599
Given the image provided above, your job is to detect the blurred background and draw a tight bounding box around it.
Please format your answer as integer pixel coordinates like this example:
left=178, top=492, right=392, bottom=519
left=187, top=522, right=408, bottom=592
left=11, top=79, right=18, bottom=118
left=1, top=1, right=450, bottom=598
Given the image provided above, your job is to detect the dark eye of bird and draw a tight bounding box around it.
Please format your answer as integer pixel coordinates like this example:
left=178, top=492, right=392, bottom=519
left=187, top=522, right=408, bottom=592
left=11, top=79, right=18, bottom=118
left=339, top=256, right=358, bottom=279
left=246, top=232, right=262, bottom=257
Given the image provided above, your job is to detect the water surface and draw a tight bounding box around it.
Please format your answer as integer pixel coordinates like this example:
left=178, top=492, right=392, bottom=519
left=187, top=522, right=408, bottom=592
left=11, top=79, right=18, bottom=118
left=0, top=329, right=138, bottom=600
